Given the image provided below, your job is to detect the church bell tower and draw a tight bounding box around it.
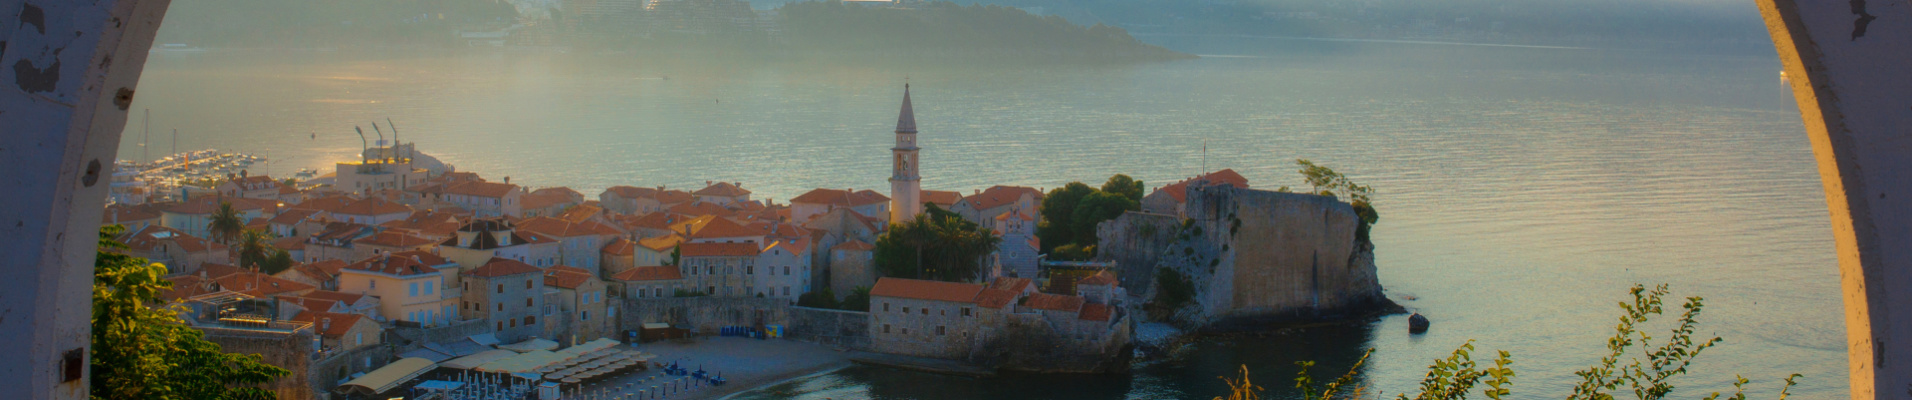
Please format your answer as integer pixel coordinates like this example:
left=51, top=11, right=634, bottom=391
left=890, top=84, right=922, bottom=224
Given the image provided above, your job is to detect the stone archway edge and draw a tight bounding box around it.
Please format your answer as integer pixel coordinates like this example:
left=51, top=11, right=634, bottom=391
left=1, top=0, right=1907, bottom=398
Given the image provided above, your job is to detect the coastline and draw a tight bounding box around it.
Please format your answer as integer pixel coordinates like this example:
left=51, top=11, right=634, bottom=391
left=711, top=362, right=856, bottom=400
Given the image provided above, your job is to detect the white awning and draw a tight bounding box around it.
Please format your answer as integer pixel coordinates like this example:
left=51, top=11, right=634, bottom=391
left=337, top=357, right=436, bottom=396
left=440, top=349, right=518, bottom=370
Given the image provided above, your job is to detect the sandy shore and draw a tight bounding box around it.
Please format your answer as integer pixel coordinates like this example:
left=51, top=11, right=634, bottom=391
left=566, top=337, right=856, bottom=400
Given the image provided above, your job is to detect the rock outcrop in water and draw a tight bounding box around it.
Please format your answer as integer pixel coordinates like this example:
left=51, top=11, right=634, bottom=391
left=1099, top=184, right=1393, bottom=330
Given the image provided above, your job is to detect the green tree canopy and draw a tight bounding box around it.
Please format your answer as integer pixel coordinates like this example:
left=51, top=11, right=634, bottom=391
left=235, top=230, right=291, bottom=274
left=840, top=286, right=872, bottom=312
left=874, top=204, right=1001, bottom=282
left=93, top=225, right=289, bottom=400
left=1100, top=174, right=1145, bottom=203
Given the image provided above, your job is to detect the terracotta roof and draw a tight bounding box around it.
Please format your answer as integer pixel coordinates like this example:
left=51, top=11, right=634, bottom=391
left=870, top=277, right=984, bottom=304
left=790, top=188, right=889, bottom=207
left=602, top=238, right=635, bottom=256
left=299, top=289, right=367, bottom=305
left=679, top=242, right=759, bottom=257
left=832, top=239, right=875, bottom=252
left=922, top=190, right=963, bottom=207
left=465, top=257, right=542, bottom=278
left=335, top=197, right=412, bottom=216
left=1077, top=270, right=1118, bottom=286
left=117, top=225, right=219, bottom=254
left=284, top=260, right=340, bottom=282
left=278, top=297, right=342, bottom=313
left=995, top=208, right=1035, bottom=221
left=160, top=275, right=223, bottom=302
left=668, top=202, right=733, bottom=217
left=226, top=175, right=281, bottom=191
left=636, top=235, right=685, bottom=252
left=558, top=204, right=604, bottom=223
left=521, top=191, right=575, bottom=211
left=294, top=195, right=356, bottom=214
left=1157, top=169, right=1250, bottom=203
left=1023, top=293, right=1085, bottom=312
left=442, top=181, right=520, bottom=198
left=103, top=203, right=164, bottom=224
left=686, top=218, right=759, bottom=239
left=988, top=277, right=1033, bottom=293
left=611, top=266, right=684, bottom=281
left=379, top=210, right=466, bottom=237
left=655, top=190, right=694, bottom=205
left=693, top=182, right=751, bottom=197
left=352, top=231, right=438, bottom=248
left=603, top=186, right=659, bottom=199
left=343, top=253, right=441, bottom=276
left=213, top=270, right=315, bottom=297
left=270, top=208, right=322, bottom=226
left=1078, top=303, right=1113, bottom=322
left=542, top=266, right=596, bottom=290
left=518, top=217, right=621, bottom=238
left=290, top=311, right=368, bottom=338
left=618, top=212, right=679, bottom=231
left=974, top=288, right=1020, bottom=309
left=164, top=195, right=277, bottom=215
left=531, top=187, right=583, bottom=201
left=962, top=186, right=1042, bottom=212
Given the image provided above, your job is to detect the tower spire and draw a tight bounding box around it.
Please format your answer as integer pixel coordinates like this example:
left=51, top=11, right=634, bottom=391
left=895, top=84, right=917, bottom=134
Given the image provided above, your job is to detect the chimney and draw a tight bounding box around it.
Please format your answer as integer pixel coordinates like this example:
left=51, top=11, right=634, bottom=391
left=504, top=176, right=511, bottom=185
left=240, top=170, right=248, bottom=178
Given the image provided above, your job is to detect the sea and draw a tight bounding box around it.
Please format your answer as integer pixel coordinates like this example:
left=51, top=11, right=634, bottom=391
left=119, top=35, right=1842, bottom=399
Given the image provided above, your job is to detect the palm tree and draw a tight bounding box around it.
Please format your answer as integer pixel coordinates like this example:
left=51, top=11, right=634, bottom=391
left=236, top=230, right=275, bottom=271
left=207, top=201, right=244, bottom=244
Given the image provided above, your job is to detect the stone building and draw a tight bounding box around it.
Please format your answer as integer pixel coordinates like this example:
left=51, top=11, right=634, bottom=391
left=828, top=240, right=876, bottom=300
left=330, top=197, right=414, bottom=225
left=679, top=242, right=760, bottom=296
left=347, top=231, right=438, bottom=262
left=433, top=181, right=523, bottom=218
left=600, top=237, right=637, bottom=277
left=950, top=186, right=1043, bottom=227
left=789, top=188, right=890, bottom=224
left=290, top=311, right=382, bottom=352
left=1140, top=169, right=1248, bottom=218
left=517, top=217, right=622, bottom=275
left=115, top=225, right=228, bottom=276
left=217, top=173, right=284, bottom=199
left=867, top=278, right=989, bottom=360
left=336, top=251, right=459, bottom=326
left=692, top=181, right=752, bottom=206
left=461, top=257, right=546, bottom=342
left=610, top=266, right=685, bottom=299
left=440, top=218, right=534, bottom=270
left=542, top=266, right=612, bottom=344
left=990, top=207, right=1040, bottom=279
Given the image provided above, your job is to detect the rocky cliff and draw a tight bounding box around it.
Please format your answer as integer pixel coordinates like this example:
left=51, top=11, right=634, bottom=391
left=1102, top=185, right=1389, bottom=330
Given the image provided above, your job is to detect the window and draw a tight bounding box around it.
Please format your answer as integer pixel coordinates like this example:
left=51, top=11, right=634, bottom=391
left=902, top=306, right=910, bottom=314
left=424, top=281, right=434, bottom=295
left=783, top=286, right=790, bottom=296
left=937, top=326, right=946, bottom=335
left=747, top=266, right=753, bottom=275
left=638, top=288, right=646, bottom=299
left=883, top=324, right=891, bottom=333
left=370, top=280, right=376, bottom=290
left=940, top=309, right=946, bottom=316
left=708, top=286, right=716, bottom=294
left=355, top=332, right=363, bottom=345
left=498, top=321, right=503, bottom=330
left=526, top=280, right=533, bottom=289
left=922, top=308, right=929, bottom=315
left=409, top=283, right=418, bottom=297
left=526, top=298, right=533, bottom=307
left=902, top=328, right=909, bottom=335
left=497, top=284, right=504, bottom=294
left=582, top=311, right=589, bottom=321
left=884, top=303, right=890, bottom=312
left=962, top=308, right=972, bottom=317
left=784, top=266, right=791, bottom=275
left=496, top=302, right=503, bottom=311
left=509, top=319, right=516, bottom=328
left=525, top=316, right=535, bottom=325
